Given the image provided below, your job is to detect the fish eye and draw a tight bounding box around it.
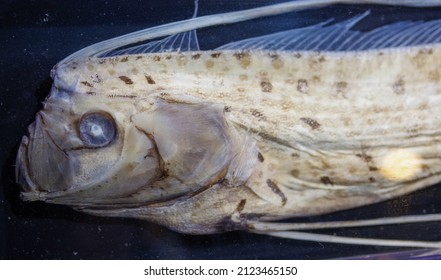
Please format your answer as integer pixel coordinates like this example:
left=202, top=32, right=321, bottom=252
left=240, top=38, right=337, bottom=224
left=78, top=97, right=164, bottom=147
left=79, top=111, right=116, bottom=147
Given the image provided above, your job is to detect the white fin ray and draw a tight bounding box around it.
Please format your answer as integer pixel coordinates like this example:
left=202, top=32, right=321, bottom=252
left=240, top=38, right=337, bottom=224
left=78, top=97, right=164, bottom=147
left=255, top=231, right=441, bottom=249
left=248, top=214, right=441, bottom=248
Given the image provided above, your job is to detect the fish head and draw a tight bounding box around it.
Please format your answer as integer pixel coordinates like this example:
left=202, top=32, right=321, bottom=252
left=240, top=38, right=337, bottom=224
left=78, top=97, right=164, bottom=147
left=15, top=80, right=161, bottom=206
left=16, top=60, right=258, bottom=208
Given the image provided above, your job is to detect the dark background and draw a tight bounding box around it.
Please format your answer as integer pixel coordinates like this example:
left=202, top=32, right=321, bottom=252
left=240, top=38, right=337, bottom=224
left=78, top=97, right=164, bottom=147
left=1, top=0, right=441, bottom=259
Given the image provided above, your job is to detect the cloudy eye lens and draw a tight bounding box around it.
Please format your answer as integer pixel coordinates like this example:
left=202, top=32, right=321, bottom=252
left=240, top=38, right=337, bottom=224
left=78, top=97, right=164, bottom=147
left=79, top=111, right=116, bottom=147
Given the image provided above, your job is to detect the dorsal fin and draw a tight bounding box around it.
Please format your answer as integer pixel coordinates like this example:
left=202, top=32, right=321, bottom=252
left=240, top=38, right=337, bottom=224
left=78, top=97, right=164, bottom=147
left=58, top=0, right=441, bottom=64
left=217, top=12, right=441, bottom=51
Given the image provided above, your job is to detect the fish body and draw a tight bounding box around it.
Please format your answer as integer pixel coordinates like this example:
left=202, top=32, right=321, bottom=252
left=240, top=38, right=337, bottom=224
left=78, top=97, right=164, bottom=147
left=15, top=1, right=441, bottom=245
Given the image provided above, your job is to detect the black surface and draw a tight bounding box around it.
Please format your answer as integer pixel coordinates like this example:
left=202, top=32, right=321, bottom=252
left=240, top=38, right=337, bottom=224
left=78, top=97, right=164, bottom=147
left=1, top=0, right=441, bottom=259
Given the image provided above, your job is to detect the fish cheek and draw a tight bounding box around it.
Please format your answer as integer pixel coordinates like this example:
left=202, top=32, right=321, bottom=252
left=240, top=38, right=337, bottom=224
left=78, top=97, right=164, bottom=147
left=132, top=100, right=233, bottom=187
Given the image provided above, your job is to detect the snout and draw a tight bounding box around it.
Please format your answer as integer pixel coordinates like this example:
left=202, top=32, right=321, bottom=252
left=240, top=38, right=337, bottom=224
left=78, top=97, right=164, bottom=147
left=15, top=113, right=73, bottom=201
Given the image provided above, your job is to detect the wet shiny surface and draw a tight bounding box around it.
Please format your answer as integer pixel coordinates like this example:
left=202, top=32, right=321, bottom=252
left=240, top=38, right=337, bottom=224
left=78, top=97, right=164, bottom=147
left=1, top=0, right=441, bottom=259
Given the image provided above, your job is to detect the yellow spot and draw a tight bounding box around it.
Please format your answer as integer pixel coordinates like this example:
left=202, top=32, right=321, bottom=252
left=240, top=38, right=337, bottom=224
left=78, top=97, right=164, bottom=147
left=271, top=58, right=284, bottom=69
left=380, top=149, right=422, bottom=181
left=205, top=59, right=214, bottom=69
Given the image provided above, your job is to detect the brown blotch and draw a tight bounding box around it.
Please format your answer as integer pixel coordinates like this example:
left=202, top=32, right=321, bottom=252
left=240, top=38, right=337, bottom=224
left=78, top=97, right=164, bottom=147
left=192, top=53, right=201, bottom=60
left=120, top=56, right=129, bottom=62
left=266, top=179, right=287, bottom=205
left=251, top=109, right=266, bottom=120
left=239, top=74, right=248, bottom=81
left=428, top=70, right=440, bottom=82
left=205, top=59, right=214, bottom=69
left=224, top=106, right=231, bottom=112
left=86, top=91, right=96, bottom=96
left=393, top=78, right=405, bottom=95
left=136, top=56, right=143, bottom=60
left=153, top=55, right=161, bottom=62
left=107, top=94, right=137, bottom=99
left=320, top=176, right=334, bottom=186
left=81, top=81, right=93, bottom=87
left=335, top=81, right=348, bottom=94
left=118, top=76, right=134, bottom=85
left=369, top=166, right=378, bottom=171
left=165, top=55, right=172, bottom=60
left=260, top=81, right=273, bottom=93
left=258, top=152, right=264, bottom=162
left=297, top=79, right=309, bottom=93
left=369, top=177, right=376, bottom=183
left=233, top=52, right=251, bottom=68
left=236, top=199, right=247, bottom=212
left=211, top=52, right=222, bottom=58
left=300, top=117, right=320, bottom=130
left=356, top=153, right=373, bottom=163
left=177, top=55, right=187, bottom=66
left=270, top=54, right=284, bottom=69
left=291, top=169, right=300, bottom=177
left=91, top=74, right=102, bottom=83
left=145, top=75, right=156, bottom=84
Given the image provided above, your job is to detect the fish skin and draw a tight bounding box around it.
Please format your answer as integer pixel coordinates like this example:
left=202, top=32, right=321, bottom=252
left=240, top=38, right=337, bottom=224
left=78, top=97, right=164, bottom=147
left=16, top=44, right=441, bottom=234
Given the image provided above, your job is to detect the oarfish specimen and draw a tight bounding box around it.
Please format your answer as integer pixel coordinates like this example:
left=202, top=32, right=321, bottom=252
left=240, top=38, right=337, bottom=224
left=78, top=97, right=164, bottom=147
left=15, top=0, right=441, bottom=248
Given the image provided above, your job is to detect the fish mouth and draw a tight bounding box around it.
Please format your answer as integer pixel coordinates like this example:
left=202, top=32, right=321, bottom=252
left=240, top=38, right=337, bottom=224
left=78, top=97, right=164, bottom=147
left=16, top=122, right=42, bottom=201
left=15, top=113, right=73, bottom=202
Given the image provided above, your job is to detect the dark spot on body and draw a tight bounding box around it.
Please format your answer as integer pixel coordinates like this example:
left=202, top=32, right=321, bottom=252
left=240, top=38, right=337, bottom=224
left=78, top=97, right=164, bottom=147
left=297, top=79, right=309, bottom=93
left=291, top=169, right=299, bottom=177
left=393, top=78, right=405, bottom=95
left=145, top=75, right=156, bottom=84
left=260, top=81, right=273, bottom=93
left=136, top=56, right=143, bottom=60
left=153, top=55, right=161, bottom=62
left=419, top=48, right=433, bottom=55
left=236, top=199, right=247, bottom=212
left=356, top=153, right=372, bottom=162
left=192, top=53, right=201, bottom=59
left=335, top=81, right=348, bottom=94
left=369, top=166, right=378, bottom=171
left=300, top=117, right=320, bottom=130
left=91, top=74, right=102, bottom=83
left=251, top=109, right=266, bottom=120
left=258, top=152, right=264, bottom=162
left=369, top=177, right=376, bottom=183
left=120, top=56, right=129, bottom=62
left=81, top=81, right=93, bottom=87
left=86, top=91, right=96, bottom=96
left=107, top=94, right=136, bottom=99
left=320, top=176, right=334, bottom=186
left=224, top=106, right=231, bottom=112
left=165, top=55, right=172, bottom=60
left=211, top=52, right=222, bottom=58
left=266, top=179, right=287, bottom=205
left=233, top=52, right=251, bottom=68
left=119, top=76, right=134, bottom=85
